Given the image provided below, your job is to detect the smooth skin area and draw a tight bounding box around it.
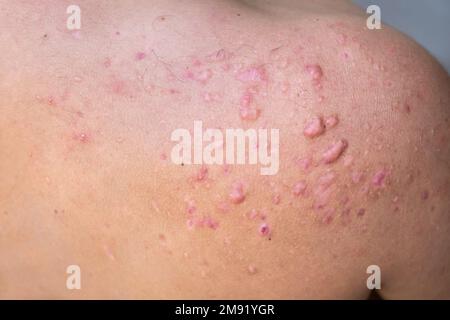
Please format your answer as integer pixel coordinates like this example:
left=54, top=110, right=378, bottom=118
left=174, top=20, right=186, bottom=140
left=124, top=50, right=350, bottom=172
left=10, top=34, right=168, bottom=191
left=0, top=0, right=449, bottom=299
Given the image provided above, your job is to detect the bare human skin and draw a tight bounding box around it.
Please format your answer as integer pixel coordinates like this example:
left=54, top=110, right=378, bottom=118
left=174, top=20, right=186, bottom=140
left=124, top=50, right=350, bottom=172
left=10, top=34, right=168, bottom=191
left=0, top=0, right=449, bottom=299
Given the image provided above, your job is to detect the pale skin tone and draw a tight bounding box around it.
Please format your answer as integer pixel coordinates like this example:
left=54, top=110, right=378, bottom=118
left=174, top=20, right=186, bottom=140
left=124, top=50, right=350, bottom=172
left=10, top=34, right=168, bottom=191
left=0, top=0, right=449, bottom=299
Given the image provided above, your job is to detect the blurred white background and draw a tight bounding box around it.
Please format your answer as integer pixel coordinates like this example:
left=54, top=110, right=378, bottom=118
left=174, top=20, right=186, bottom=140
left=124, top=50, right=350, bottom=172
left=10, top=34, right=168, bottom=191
left=353, top=0, right=450, bottom=73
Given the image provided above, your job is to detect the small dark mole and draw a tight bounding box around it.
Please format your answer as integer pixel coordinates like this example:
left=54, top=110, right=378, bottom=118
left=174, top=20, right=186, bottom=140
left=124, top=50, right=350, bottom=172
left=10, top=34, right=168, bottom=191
left=181, top=162, right=184, bottom=166
left=43, top=34, right=48, bottom=38
left=236, top=13, right=241, bottom=17
left=54, top=209, right=58, bottom=214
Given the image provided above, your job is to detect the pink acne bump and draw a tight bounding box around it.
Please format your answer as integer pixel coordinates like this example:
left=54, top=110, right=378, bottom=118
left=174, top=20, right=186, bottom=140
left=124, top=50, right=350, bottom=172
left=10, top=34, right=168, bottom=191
left=372, top=169, right=387, bottom=187
left=303, top=116, right=325, bottom=138
left=305, top=64, right=324, bottom=87
left=325, top=115, right=339, bottom=129
left=135, top=51, right=147, bottom=60
left=322, top=139, right=348, bottom=164
left=229, top=181, right=246, bottom=204
left=292, top=181, right=307, bottom=196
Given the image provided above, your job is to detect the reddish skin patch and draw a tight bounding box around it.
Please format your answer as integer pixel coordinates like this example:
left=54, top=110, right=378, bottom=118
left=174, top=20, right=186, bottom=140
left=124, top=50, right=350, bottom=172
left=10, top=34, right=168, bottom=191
left=185, top=69, right=213, bottom=84
left=352, top=171, right=363, bottom=184
left=372, top=169, right=387, bottom=187
left=357, top=208, right=366, bottom=217
left=258, top=223, right=271, bottom=237
left=295, top=157, right=312, bottom=171
left=322, top=139, right=348, bottom=164
left=303, top=116, right=325, bottom=138
left=110, top=79, right=128, bottom=95
left=404, top=103, right=412, bottom=114
left=217, top=201, right=230, bottom=214
left=203, top=217, right=219, bottom=230
left=421, top=190, right=429, bottom=201
left=272, top=194, right=281, bottom=205
left=135, top=51, right=147, bottom=60
left=292, top=181, right=307, bottom=196
left=103, top=57, right=112, bottom=68
left=72, top=132, right=90, bottom=144
left=196, top=166, right=208, bottom=182
left=186, top=200, right=197, bottom=215
left=239, top=105, right=261, bottom=121
left=322, top=211, right=334, bottom=225
left=36, top=95, right=57, bottom=107
left=240, top=91, right=253, bottom=108
left=202, top=92, right=222, bottom=103
left=229, top=181, right=246, bottom=204
left=236, top=65, right=268, bottom=83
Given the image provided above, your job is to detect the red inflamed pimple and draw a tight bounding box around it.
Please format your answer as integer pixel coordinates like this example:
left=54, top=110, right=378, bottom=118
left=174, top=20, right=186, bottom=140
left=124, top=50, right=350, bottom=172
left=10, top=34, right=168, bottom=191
left=258, top=223, right=271, bottom=237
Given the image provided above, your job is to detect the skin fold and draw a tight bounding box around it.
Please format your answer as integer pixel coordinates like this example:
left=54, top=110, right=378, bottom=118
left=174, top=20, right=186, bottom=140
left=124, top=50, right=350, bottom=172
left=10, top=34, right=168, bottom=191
left=0, top=0, right=449, bottom=299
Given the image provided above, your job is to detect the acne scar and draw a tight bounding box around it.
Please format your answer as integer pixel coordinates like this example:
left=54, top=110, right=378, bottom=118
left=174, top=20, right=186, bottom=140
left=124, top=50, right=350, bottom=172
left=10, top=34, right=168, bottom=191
left=305, top=64, right=324, bottom=88
left=322, top=140, right=348, bottom=164
left=303, top=116, right=325, bottom=138
left=229, top=181, right=246, bottom=204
